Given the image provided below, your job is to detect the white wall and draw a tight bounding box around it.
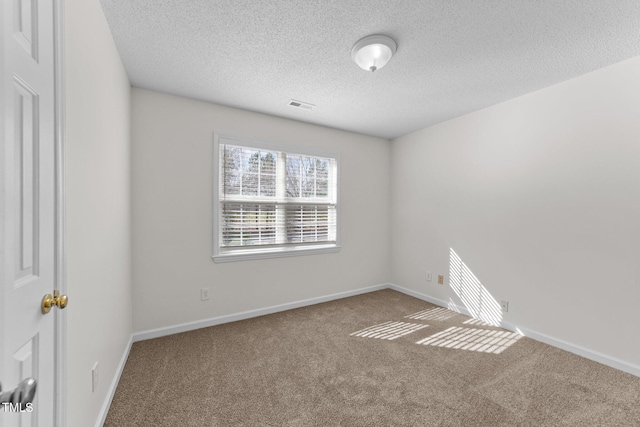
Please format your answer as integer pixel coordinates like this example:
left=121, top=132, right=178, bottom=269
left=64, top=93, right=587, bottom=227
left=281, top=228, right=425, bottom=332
left=132, top=89, right=391, bottom=332
left=391, top=57, right=640, bottom=369
left=65, top=0, right=132, bottom=425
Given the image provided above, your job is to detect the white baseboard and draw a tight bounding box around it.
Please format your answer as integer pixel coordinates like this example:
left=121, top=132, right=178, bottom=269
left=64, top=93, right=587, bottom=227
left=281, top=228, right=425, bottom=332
left=512, top=325, right=640, bottom=377
left=95, top=335, right=133, bottom=427
left=388, top=283, right=640, bottom=378
left=387, top=283, right=473, bottom=317
left=132, top=284, right=389, bottom=342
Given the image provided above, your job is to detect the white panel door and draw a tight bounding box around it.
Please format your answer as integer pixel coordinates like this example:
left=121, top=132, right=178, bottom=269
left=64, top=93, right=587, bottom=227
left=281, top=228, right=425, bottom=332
left=1, top=0, right=60, bottom=426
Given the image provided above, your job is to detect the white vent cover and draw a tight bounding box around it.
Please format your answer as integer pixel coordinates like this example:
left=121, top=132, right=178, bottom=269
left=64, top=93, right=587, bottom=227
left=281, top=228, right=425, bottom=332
left=288, top=99, right=315, bottom=111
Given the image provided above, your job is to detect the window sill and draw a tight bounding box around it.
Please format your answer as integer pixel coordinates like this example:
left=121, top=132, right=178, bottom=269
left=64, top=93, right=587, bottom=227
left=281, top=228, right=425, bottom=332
left=212, top=244, right=340, bottom=263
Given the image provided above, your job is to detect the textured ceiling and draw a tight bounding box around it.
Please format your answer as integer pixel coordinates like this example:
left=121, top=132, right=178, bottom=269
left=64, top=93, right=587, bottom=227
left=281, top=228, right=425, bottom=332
left=99, top=0, right=640, bottom=140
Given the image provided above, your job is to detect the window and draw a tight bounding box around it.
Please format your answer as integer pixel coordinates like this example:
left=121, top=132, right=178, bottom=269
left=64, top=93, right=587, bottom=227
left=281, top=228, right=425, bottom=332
left=213, top=134, right=340, bottom=262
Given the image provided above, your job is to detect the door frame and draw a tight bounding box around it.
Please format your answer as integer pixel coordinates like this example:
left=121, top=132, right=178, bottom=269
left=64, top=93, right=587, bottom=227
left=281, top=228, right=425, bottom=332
left=53, top=0, right=66, bottom=425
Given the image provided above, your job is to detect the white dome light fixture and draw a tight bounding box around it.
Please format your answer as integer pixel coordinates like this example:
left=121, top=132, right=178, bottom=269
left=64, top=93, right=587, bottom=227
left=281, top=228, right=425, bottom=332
left=351, top=34, right=397, bottom=72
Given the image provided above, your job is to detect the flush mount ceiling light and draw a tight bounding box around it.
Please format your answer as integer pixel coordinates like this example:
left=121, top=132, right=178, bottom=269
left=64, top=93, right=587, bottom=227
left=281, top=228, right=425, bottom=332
left=351, top=34, right=397, bottom=72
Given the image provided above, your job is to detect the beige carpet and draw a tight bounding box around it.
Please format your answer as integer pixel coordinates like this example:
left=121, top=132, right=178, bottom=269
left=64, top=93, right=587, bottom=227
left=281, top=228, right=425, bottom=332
left=105, top=289, right=640, bottom=426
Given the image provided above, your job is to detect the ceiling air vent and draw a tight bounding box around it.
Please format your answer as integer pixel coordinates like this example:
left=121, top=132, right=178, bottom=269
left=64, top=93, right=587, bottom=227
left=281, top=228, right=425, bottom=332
left=288, top=99, right=315, bottom=111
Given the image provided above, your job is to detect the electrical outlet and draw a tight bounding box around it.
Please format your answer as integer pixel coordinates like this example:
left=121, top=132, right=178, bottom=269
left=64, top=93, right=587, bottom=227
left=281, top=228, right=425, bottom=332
left=426, top=271, right=432, bottom=281
left=501, top=300, right=509, bottom=312
left=438, top=275, right=444, bottom=285
left=92, top=362, right=99, bottom=392
left=201, top=288, right=210, bottom=301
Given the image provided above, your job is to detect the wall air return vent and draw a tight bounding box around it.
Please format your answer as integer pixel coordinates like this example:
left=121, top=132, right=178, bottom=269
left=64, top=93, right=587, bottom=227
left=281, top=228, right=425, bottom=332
left=288, top=99, right=315, bottom=111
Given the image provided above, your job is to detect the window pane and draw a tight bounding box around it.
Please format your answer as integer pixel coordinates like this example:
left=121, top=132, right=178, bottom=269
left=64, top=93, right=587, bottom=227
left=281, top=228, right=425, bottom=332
left=221, top=203, right=277, bottom=247
left=285, top=154, right=332, bottom=199
left=242, top=173, right=259, bottom=196
left=222, top=146, right=242, bottom=195
left=316, top=159, right=329, bottom=196
left=301, top=157, right=316, bottom=198
left=222, top=145, right=277, bottom=197
left=285, top=155, right=301, bottom=197
left=260, top=152, right=276, bottom=196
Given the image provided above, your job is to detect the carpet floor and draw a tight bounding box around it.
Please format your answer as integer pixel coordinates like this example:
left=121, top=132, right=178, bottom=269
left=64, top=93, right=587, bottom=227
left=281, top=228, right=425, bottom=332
left=104, top=289, right=640, bottom=426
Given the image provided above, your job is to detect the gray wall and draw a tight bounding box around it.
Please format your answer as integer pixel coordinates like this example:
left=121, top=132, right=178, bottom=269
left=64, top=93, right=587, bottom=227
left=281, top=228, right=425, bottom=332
left=131, top=89, right=391, bottom=332
left=390, top=57, right=640, bottom=369
left=65, top=0, right=132, bottom=425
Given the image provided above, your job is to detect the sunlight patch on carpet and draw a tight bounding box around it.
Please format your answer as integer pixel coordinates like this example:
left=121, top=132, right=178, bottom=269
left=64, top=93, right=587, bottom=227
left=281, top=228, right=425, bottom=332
left=463, top=318, right=495, bottom=327
left=405, top=307, right=457, bottom=321
left=351, top=321, right=429, bottom=340
left=416, top=327, right=522, bottom=354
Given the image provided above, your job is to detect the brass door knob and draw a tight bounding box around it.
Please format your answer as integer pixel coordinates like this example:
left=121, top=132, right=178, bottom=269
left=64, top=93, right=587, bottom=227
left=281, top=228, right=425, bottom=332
left=41, top=291, right=68, bottom=314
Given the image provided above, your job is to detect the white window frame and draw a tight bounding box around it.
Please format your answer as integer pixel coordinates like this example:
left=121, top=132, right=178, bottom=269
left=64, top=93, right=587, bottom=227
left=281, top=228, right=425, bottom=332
left=212, top=133, right=341, bottom=262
